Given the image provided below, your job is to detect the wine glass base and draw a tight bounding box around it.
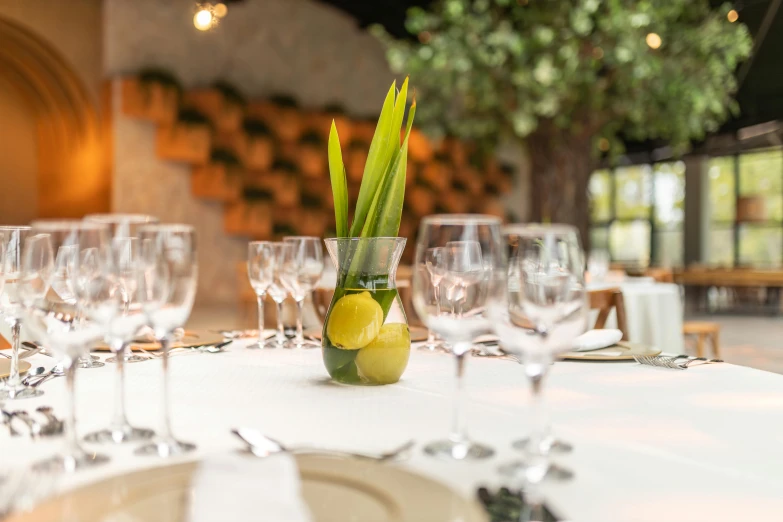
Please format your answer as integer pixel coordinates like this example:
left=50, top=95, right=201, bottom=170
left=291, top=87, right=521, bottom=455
left=512, top=437, right=573, bottom=454
left=498, top=460, right=573, bottom=482
left=417, top=343, right=450, bottom=353
left=134, top=438, right=196, bottom=457
left=105, top=354, right=148, bottom=364
left=0, top=384, right=44, bottom=400
left=423, top=439, right=495, bottom=460
left=32, top=449, right=110, bottom=473
left=291, top=339, right=321, bottom=349
left=77, top=358, right=104, bottom=369
left=262, top=338, right=287, bottom=349
left=83, top=425, right=155, bottom=444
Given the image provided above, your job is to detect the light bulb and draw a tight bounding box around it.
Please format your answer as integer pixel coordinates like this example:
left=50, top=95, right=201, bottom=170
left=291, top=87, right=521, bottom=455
left=194, top=9, right=213, bottom=31
left=214, top=3, right=228, bottom=18
left=727, top=9, right=739, bottom=22
left=646, top=33, right=662, bottom=50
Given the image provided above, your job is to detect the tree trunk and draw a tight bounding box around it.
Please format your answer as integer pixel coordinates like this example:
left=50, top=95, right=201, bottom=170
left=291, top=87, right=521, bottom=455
left=526, top=131, right=594, bottom=251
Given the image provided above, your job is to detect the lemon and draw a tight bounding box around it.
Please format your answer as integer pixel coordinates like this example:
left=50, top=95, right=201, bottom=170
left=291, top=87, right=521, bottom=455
left=355, top=323, right=411, bottom=384
left=326, top=292, right=383, bottom=349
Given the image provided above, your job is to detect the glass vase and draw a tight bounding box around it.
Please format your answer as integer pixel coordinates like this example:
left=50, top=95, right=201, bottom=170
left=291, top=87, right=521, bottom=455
left=322, top=237, right=410, bottom=385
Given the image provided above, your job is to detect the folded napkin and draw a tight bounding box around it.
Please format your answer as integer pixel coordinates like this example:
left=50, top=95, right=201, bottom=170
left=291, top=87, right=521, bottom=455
left=571, top=329, right=623, bottom=352
left=188, top=452, right=312, bottom=522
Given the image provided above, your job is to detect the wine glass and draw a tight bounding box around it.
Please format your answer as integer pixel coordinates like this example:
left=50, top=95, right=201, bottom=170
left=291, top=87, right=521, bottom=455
left=282, top=236, right=324, bottom=348
left=247, top=241, right=276, bottom=349
left=0, top=227, right=46, bottom=401
left=420, top=247, right=448, bottom=352
left=68, top=247, right=106, bottom=369
left=83, top=237, right=155, bottom=444
left=265, top=242, right=294, bottom=349
left=134, top=224, right=198, bottom=457
left=84, top=213, right=159, bottom=364
left=487, top=224, right=588, bottom=483
left=23, top=220, right=110, bottom=472
left=412, top=215, right=504, bottom=460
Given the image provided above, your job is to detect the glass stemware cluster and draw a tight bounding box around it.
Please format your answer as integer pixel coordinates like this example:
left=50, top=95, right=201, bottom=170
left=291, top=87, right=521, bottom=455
left=247, top=236, right=323, bottom=349
left=0, top=217, right=200, bottom=472
left=413, top=216, right=588, bottom=484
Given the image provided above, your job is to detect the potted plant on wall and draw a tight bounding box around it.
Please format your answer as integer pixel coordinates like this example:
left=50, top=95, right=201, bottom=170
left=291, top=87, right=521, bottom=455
left=122, top=68, right=182, bottom=124
left=156, top=107, right=212, bottom=164
left=186, top=80, right=246, bottom=134
left=192, top=148, right=244, bottom=202
left=242, top=119, right=275, bottom=171
left=297, top=130, right=327, bottom=179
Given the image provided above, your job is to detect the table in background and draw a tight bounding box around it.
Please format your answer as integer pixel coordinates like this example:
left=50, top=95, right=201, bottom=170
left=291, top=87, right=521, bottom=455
left=589, top=280, right=685, bottom=354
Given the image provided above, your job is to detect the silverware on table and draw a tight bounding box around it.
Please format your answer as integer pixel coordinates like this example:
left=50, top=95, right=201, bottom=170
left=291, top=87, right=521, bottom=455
left=27, top=363, right=65, bottom=388
left=232, top=427, right=414, bottom=462
left=0, top=347, right=42, bottom=360
left=20, top=366, right=46, bottom=386
left=9, top=411, right=41, bottom=438
left=633, top=355, right=723, bottom=369
left=1, top=409, right=20, bottom=437
left=137, top=340, right=232, bottom=359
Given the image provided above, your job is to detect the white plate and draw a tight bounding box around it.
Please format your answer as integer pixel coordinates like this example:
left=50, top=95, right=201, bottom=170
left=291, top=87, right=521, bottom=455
left=9, top=455, right=488, bottom=522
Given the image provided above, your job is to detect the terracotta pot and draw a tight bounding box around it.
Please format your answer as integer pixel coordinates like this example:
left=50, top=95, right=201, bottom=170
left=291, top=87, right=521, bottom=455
left=408, top=186, right=435, bottom=216
left=213, top=131, right=248, bottom=163
left=299, top=208, right=327, bottom=237
left=246, top=101, right=278, bottom=123
left=121, top=77, right=178, bottom=125
left=248, top=202, right=273, bottom=238
left=407, top=129, right=434, bottom=163
left=298, top=145, right=326, bottom=178
left=421, top=161, right=451, bottom=191
left=156, top=123, right=211, bottom=165
left=245, top=136, right=274, bottom=171
left=442, top=191, right=471, bottom=213
left=346, top=148, right=367, bottom=183
left=191, top=164, right=243, bottom=202
left=352, top=121, right=376, bottom=143
left=224, top=201, right=251, bottom=236
left=185, top=89, right=244, bottom=133
left=273, top=108, right=302, bottom=142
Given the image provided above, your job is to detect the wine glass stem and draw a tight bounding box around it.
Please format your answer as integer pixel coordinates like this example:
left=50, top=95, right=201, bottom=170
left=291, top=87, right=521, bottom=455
left=275, top=301, right=285, bottom=342
left=63, top=357, right=80, bottom=458
left=524, top=355, right=552, bottom=467
left=256, top=294, right=265, bottom=335
left=7, top=321, right=21, bottom=387
left=160, top=337, right=173, bottom=441
left=294, top=298, right=305, bottom=345
left=110, top=339, right=129, bottom=430
left=450, top=347, right=469, bottom=444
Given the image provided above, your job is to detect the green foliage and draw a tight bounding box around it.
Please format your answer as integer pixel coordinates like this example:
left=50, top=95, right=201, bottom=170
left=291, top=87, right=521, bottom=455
left=328, top=79, right=415, bottom=238
left=374, top=0, right=753, bottom=157
left=213, top=80, right=246, bottom=106
left=243, top=118, right=272, bottom=137
left=139, top=68, right=183, bottom=94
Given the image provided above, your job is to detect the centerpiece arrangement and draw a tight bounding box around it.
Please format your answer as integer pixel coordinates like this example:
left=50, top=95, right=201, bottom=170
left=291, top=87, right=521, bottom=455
left=322, top=78, right=415, bottom=385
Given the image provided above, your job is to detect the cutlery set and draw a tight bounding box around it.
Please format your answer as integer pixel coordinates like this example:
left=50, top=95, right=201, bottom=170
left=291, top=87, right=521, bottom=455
left=0, top=406, right=63, bottom=438
left=633, top=354, right=723, bottom=370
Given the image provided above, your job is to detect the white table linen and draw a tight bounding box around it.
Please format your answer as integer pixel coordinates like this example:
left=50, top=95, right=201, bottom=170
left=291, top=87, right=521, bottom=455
left=3, top=341, right=782, bottom=521
left=589, top=281, right=685, bottom=353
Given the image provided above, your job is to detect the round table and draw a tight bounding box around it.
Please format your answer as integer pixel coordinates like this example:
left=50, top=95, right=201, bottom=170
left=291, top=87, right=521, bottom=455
left=3, top=341, right=782, bottom=521
left=589, top=281, right=685, bottom=354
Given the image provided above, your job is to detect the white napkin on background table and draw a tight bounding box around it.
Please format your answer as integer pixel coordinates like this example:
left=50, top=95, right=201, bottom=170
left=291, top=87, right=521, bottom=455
left=188, top=452, right=312, bottom=522
left=571, top=329, right=623, bottom=352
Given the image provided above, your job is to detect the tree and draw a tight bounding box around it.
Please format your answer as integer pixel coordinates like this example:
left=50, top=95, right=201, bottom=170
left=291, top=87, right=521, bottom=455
left=373, top=0, right=752, bottom=245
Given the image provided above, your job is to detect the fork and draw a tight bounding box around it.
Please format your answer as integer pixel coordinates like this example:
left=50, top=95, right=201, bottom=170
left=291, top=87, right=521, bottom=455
left=634, top=355, right=722, bottom=369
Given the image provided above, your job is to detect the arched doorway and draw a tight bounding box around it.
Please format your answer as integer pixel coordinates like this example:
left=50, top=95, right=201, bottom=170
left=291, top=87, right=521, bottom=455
left=0, top=16, right=108, bottom=220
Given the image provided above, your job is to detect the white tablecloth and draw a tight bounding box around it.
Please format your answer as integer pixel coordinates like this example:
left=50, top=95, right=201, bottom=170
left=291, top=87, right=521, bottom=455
left=3, top=342, right=783, bottom=521
left=589, top=281, right=685, bottom=354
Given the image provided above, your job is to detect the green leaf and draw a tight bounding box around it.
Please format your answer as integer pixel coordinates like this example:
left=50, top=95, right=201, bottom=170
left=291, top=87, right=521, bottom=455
left=349, top=82, right=397, bottom=237
left=360, top=133, right=410, bottom=238
left=327, top=122, right=349, bottom=237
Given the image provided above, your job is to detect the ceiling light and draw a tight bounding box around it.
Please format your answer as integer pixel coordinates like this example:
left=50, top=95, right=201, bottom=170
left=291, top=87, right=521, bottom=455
left=194, top=8, right=214, bottom=31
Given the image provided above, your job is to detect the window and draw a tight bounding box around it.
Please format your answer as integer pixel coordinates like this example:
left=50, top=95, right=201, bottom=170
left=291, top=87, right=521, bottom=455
left=588, top=162, right=685, bottom=267
left=707, top=148, right=783, bottom=267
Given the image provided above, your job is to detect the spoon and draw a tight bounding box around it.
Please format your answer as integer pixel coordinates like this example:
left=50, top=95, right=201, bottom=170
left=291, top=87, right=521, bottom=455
left=20, top=366, right=46, bottom=385
left=232, top=427, right=414, bottom=462
left=28, top=363, right=65, bottom=388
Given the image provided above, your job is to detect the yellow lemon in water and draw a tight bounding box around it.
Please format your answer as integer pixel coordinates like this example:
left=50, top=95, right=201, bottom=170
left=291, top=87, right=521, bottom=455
left=355, top=323, right=411, bottom=384
left=326, top=292, right=383, bottom=349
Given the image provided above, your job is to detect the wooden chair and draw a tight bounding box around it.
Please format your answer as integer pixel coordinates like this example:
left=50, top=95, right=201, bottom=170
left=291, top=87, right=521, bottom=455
left=683, top=321, right=720, bottom=358
left=588, top=288, right=628, bottom=340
